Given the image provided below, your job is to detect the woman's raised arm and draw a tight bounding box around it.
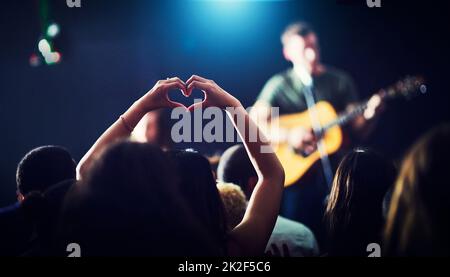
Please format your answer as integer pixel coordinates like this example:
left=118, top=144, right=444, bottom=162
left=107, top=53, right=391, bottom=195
left=76, top=78, right=186, bottom=180
left=186, top=75, right=285, bottom=256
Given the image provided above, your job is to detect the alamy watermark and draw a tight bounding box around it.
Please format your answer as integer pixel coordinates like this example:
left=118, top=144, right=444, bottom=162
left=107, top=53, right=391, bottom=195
left=67, top=243, right=81, bottom=257
left=169, top=100, right=279, bottom=154
left=67, top=1, right=382, bottom=9
left=367, top=0, right=382, bottom=8
left=367, top=243, right=381, bottom=257
left=67, top=0, right=81, bottom=8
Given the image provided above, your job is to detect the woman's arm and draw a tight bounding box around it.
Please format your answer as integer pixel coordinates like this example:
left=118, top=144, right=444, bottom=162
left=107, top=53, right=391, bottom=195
left=186, top=75, right=285, bottom=256
left=76, top=78, right=187, bottom=180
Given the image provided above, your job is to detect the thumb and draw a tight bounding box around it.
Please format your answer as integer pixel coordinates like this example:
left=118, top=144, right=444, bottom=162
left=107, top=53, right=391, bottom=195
left=165, top=95, right=186, bottom=109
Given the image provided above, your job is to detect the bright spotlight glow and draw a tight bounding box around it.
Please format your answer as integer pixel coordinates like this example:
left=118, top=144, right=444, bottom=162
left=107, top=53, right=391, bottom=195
left=192, top=0, right=290, bottom=2
left=38, top=39, right=51, bottom=55
left=47, top=23, right=60, bottom=38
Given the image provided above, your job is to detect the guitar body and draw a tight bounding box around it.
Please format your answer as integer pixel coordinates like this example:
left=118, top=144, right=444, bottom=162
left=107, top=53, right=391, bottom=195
left=274, top=101, right=343, bottom=187
left=270, top=76, right=425, bottom=187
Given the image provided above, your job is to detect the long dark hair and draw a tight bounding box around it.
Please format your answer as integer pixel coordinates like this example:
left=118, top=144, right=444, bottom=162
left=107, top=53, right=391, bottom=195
left=384, top=124, right=450, bottom=256
left=324, top=148, right=397, bottom=256
left=167, top=150, right=228, bottom=252
left=58, top=142, right=218, bottom=256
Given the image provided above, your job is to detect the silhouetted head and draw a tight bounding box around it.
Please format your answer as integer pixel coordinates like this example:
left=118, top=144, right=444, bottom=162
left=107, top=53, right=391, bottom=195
left=325, top=148, right=397, bottom=256
left=167, top=150, right=227, bottom=251
left=384, top=124, right=450, bottom=256
left=16, top=146, right=76, bottom=201
left=132, top=109, right=174, bottom=150
left=60, top=142, right=217, bottom=256
left=217, top=145, right=257, bottom=200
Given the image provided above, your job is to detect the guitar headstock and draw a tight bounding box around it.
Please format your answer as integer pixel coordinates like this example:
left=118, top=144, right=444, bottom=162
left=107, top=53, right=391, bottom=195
left=381, top=76, right=427, bottom=100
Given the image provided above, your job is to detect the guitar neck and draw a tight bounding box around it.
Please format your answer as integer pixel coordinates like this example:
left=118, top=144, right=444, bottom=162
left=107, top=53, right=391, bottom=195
left=322, top=76, right=426, bottom=131
left=322, top=101, right=368, bottom=132
left=273, top=76, right=425, bottom=140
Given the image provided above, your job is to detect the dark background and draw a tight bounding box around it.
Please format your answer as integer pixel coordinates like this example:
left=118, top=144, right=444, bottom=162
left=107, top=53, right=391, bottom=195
left=0, top=0, right=449, bottom=206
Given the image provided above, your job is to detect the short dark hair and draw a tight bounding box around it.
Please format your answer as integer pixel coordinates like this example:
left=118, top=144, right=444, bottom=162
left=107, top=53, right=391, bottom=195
left=281, top=21, right=316, bottom=45
left=217, top=145, right=257, bottom=199
left=16, top=146, right=76, bottom=195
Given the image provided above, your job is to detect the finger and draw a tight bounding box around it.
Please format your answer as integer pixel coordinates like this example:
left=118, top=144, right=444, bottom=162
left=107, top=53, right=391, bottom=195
left=163, top=78, right=186, bottom=89
left=163, top=77, right=185, bottom=85
left=186, top=81, right=212, bottom=97
left=162, top=78, right=187, bottom=94
left=165, top=96, right=186, bottom=109
left=160, top=82, right=188, bottom=109
left=304, top=145, right=316, bottom=155
left=303, top=138, right=317, bottom=148
left=162, top=80, right=187, bottom=94
left=303, top=132, right=314, bottom=141
left=187, top=80, right=211, bottom=92
left=186, top=75, right=210, bottom=85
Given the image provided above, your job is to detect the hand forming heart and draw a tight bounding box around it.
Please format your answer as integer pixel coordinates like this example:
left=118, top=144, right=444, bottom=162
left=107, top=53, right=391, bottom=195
left=139, top=75, right=241, bottom=112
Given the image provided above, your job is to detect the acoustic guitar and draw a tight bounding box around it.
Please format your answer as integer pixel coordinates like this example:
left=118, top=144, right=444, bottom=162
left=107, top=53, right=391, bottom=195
left=271, top=76, right=426, bottom=187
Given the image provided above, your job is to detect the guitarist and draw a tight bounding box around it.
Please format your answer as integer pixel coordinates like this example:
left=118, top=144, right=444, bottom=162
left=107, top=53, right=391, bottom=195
left=250, top=22, right=383, bottom=249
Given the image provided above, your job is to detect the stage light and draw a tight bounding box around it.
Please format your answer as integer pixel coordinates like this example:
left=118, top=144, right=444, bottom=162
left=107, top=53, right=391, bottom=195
left=44, top=54, right=52, bottom=64
left=29, top=53, right=41, bottom=67
left=52, top=52, right=61, bottom=63
left=38, top=39, right=51, bottom=55
left=47, top=23, right=60, bottom=38
left=44, top=52, right=61, bottom=65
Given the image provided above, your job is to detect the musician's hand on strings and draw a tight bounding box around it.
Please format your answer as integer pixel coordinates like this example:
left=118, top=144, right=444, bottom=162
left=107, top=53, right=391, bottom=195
left=350, top=94, right=386, bottom=137
left=288, top=127, right=317, bottom=156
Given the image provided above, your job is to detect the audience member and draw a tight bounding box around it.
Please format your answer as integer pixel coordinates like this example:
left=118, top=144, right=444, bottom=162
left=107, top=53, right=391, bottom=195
left=217, top=144, right=319, bottom=257
left=384, top=124, right=450, bottom=256
left=74, top=76, right=285, bottom=256
left=0, top=146, right=76, bottom=256
left=324, top=148, right=396, bottom=256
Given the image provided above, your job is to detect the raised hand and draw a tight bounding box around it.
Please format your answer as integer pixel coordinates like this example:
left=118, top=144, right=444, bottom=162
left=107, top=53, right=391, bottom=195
left=77, top=77, right=187, bottom=180
left=185, top=75, right=241, bottom=111
left=139, top=77, right=187, bottom=111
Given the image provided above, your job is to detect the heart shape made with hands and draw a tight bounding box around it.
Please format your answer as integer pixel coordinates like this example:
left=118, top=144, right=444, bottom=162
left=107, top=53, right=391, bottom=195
left=163, top=76, right=212, bottom=111
left=167, top=85, right=206, bottom=111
